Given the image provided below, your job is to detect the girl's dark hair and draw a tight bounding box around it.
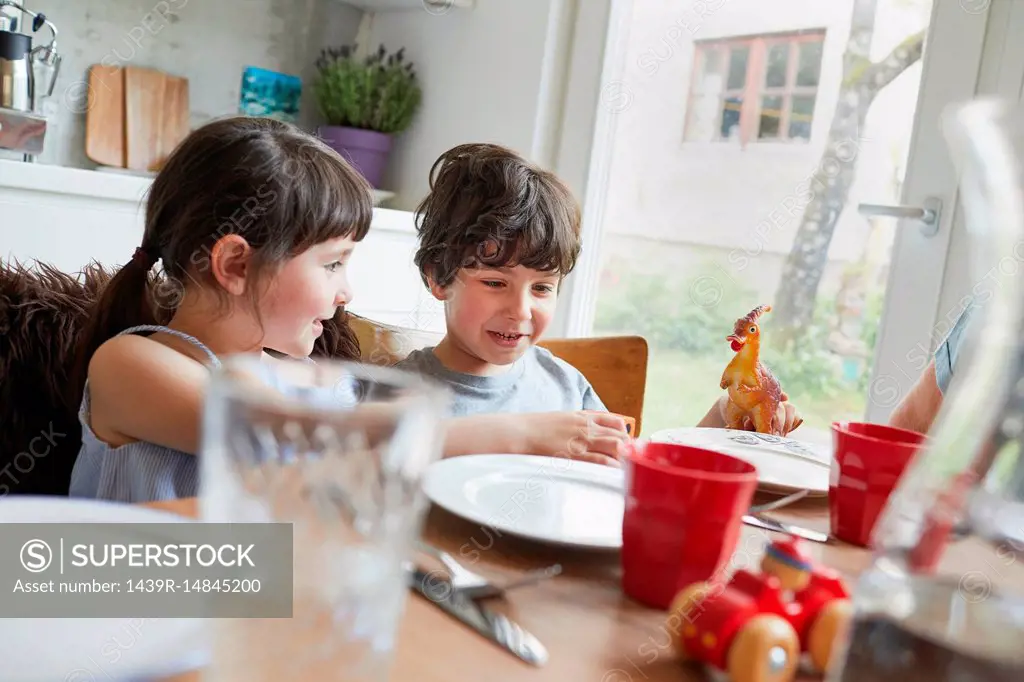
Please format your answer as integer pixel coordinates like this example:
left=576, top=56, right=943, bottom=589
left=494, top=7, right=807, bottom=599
left=71, top=116, right=373, bottom=401
left=412, top=143, right=581, bottom=289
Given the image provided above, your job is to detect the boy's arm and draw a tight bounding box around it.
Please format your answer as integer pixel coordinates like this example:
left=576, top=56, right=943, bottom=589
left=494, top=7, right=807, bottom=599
left=441, top=412, right=628, bottom=466
left=581, top=384, right=607, bottom=412
left=442, top=413, right=532, bottom=457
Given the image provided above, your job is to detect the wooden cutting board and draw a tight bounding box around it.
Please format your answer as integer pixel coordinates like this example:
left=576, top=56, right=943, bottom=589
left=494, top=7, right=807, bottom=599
left=84, top=65, right=190, bottom=172
left=84, top=65, right=126, bottom=168
left=124, top=66, right=167, bottom=172
left=158, top=74, right=190, bottom=168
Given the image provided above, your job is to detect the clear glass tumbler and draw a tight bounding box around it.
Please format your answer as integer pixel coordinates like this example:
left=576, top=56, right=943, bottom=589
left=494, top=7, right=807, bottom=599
left=199, top=357, right=450, bottom=682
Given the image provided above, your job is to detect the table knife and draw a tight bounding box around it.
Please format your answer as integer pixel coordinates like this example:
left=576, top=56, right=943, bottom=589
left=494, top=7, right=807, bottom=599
left=407, top=566, right=548, bottom=666
left=742, top=514, right=830, bottom=543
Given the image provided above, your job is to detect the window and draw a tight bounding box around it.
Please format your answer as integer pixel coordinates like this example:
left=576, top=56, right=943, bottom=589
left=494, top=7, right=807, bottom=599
left=684, top=31, right=825, bottom=144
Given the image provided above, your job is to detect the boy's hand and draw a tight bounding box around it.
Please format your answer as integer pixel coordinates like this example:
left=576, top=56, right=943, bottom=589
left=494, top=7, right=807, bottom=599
left=523, top=411, right=631, bottom=468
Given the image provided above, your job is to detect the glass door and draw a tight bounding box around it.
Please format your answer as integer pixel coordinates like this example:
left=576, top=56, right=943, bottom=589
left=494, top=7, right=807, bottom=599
left=568, top=0, right=994, bottom=445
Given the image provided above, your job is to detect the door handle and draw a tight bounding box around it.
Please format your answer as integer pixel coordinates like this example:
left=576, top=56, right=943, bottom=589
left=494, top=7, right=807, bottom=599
left=857, top=196, right=942, bottom=237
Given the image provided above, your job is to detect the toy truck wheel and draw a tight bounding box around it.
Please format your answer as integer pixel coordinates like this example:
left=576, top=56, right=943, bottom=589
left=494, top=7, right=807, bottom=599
left=726, top=614, right=800, bottom=682
left=808, top=598, right=854, bottom=672
left=667, top=582, right=713, bottom=660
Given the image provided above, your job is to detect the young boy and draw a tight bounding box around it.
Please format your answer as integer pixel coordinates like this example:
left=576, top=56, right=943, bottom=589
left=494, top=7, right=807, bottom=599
left=397, top=143, right=605, bottom=417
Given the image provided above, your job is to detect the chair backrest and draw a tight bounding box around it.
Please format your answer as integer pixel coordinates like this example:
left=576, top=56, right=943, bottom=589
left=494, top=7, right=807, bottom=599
left=349, top=314, right=443, bottom=366
left=538, top=336, right=649, bottom=436
left=348, top=315, right=650, bottom=435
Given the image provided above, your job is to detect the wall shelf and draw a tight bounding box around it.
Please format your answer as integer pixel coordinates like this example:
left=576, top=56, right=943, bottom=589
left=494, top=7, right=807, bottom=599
left=337, top=0, right=473, bottom=12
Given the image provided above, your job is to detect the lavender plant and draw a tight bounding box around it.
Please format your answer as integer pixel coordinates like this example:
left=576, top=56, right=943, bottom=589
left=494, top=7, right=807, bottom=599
left=314, top=44, right=423, bottom=135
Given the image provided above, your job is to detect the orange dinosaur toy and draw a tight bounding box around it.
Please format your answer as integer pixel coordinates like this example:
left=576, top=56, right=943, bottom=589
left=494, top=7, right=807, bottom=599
left=719, top=305, right=794, bottom=435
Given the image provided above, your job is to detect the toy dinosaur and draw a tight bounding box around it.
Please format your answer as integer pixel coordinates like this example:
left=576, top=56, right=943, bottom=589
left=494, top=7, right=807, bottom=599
left=719, top=305, right=793, bottom=435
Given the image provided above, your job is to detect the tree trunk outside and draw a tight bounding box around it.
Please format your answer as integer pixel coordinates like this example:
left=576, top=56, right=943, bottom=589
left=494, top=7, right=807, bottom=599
left=771, top=0, right=926, bottom=349
left=771, top=90, right=872, bottom=349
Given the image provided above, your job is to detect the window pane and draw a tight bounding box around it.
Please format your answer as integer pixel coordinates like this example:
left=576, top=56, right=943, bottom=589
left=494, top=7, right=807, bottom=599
left=797, top=40, right=823, bottom=87
left=703, top=47, right=723, bottom=77
left=788, top=95, right=815, bottom=140
left=727, top=47, right=749, bottom=89
left=758, top=95, right=783, bottom=139
left=694, top=47, right=725, bottom=93
left=765, top=43, right=789, bottom=88
left=720, top=96, right=743, bottom=139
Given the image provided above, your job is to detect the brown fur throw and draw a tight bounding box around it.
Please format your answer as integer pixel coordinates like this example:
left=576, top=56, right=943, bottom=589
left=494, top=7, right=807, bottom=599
left=0, top=261, right=112, bottom=496
left=0, top=259, right=360, bottom=497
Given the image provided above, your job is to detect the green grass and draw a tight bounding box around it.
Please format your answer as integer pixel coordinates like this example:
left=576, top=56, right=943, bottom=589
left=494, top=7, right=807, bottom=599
left=639, top=349, right=867, bottom=445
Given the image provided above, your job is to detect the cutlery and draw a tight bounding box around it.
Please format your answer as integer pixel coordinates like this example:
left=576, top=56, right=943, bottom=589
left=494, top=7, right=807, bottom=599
left=415, top=541, right=563, bottom=600
left=742, top=514, right=830, bottom=543
left=408, top=566, right=548, bottom=666
left=748, top=489, right=809, bottom=514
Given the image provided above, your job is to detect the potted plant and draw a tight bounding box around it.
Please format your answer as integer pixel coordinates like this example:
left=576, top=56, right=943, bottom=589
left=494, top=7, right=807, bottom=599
left=313, top=44, right=422, bottom=188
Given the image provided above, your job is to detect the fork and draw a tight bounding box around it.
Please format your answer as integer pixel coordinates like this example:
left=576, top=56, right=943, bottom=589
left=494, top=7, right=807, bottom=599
left=415, top=541, right=563, bottom=600
left=748, top=489, right=809, bottom=514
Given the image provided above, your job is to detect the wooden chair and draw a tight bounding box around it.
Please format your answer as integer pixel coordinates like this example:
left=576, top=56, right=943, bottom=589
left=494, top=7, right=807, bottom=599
left=349, top=313, right=443, bottom=367
left=538, top=336, right=649, bottom=436
left=349, top=315, right=650, bottom=436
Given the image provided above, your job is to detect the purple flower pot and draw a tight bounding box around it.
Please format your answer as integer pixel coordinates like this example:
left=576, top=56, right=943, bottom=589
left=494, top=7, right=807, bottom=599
left=317, top=125, right=393, bottom=189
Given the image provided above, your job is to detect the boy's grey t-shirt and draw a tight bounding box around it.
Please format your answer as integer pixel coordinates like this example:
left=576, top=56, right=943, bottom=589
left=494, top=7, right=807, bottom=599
left=395, top=345, right=607, bottom=416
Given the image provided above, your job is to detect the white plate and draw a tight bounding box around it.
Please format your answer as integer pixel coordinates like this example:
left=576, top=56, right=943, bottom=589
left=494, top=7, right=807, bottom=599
left=422, top=455, right=625, bottom=550
left=0, top=497, right=209, bottom=682
left=647, top=427, right=831, bottom=496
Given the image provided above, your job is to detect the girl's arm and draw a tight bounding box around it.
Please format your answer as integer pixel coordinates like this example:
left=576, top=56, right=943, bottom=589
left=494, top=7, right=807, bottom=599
left=86, top=334, right=210, bottom=454
left=88, top=339, right=628, bottom=466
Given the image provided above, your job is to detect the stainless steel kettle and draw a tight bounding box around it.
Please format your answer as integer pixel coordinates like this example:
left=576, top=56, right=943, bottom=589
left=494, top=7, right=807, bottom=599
left=0, top=1, right=60, bottom=113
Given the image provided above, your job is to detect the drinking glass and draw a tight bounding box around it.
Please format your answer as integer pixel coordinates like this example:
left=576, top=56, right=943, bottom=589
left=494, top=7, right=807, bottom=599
left=199, top=356, right=450, bottom=682
left=827, top=98, right=1024, bottom=680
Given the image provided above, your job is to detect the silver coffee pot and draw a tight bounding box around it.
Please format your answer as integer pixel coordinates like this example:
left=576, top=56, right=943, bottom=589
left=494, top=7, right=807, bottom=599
left=0, top=0, right=60, bottom=113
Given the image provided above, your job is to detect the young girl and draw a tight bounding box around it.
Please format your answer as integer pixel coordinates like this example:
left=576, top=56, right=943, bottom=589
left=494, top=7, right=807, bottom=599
left=67, top=117, right=633, bottom=504
left=69, top=116, right=372, bottom=503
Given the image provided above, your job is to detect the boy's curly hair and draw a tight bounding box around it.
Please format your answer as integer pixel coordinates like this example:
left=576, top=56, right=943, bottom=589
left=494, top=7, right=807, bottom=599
left=413, top=143, right=582, bottom=289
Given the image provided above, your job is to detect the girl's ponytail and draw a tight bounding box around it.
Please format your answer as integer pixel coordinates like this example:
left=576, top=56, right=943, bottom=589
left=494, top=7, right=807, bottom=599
left=69, top=247, right=161, bottom=409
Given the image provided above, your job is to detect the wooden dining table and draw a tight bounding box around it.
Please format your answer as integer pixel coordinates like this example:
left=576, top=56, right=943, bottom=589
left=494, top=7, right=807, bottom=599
left=145, top=492, right=872, bottom=682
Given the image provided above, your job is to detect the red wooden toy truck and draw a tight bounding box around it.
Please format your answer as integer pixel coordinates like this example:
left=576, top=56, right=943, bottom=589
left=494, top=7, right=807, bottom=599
left=667, top=536, right=852, bottom=682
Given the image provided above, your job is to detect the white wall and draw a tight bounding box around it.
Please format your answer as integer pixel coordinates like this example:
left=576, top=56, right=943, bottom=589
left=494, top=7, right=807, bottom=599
left=0, top=164, right=147, bottom=272
left=9, top=0, right=363, bottom=169
left=366, top=0, right=564, bottom=210
left=0, top=160, right=445, bottom=333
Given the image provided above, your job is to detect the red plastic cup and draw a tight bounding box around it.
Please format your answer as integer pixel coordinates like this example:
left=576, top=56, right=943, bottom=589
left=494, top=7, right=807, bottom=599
left=621, top=440, right=758, bottom=610
left=830, top=421, right=928, bottom=547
